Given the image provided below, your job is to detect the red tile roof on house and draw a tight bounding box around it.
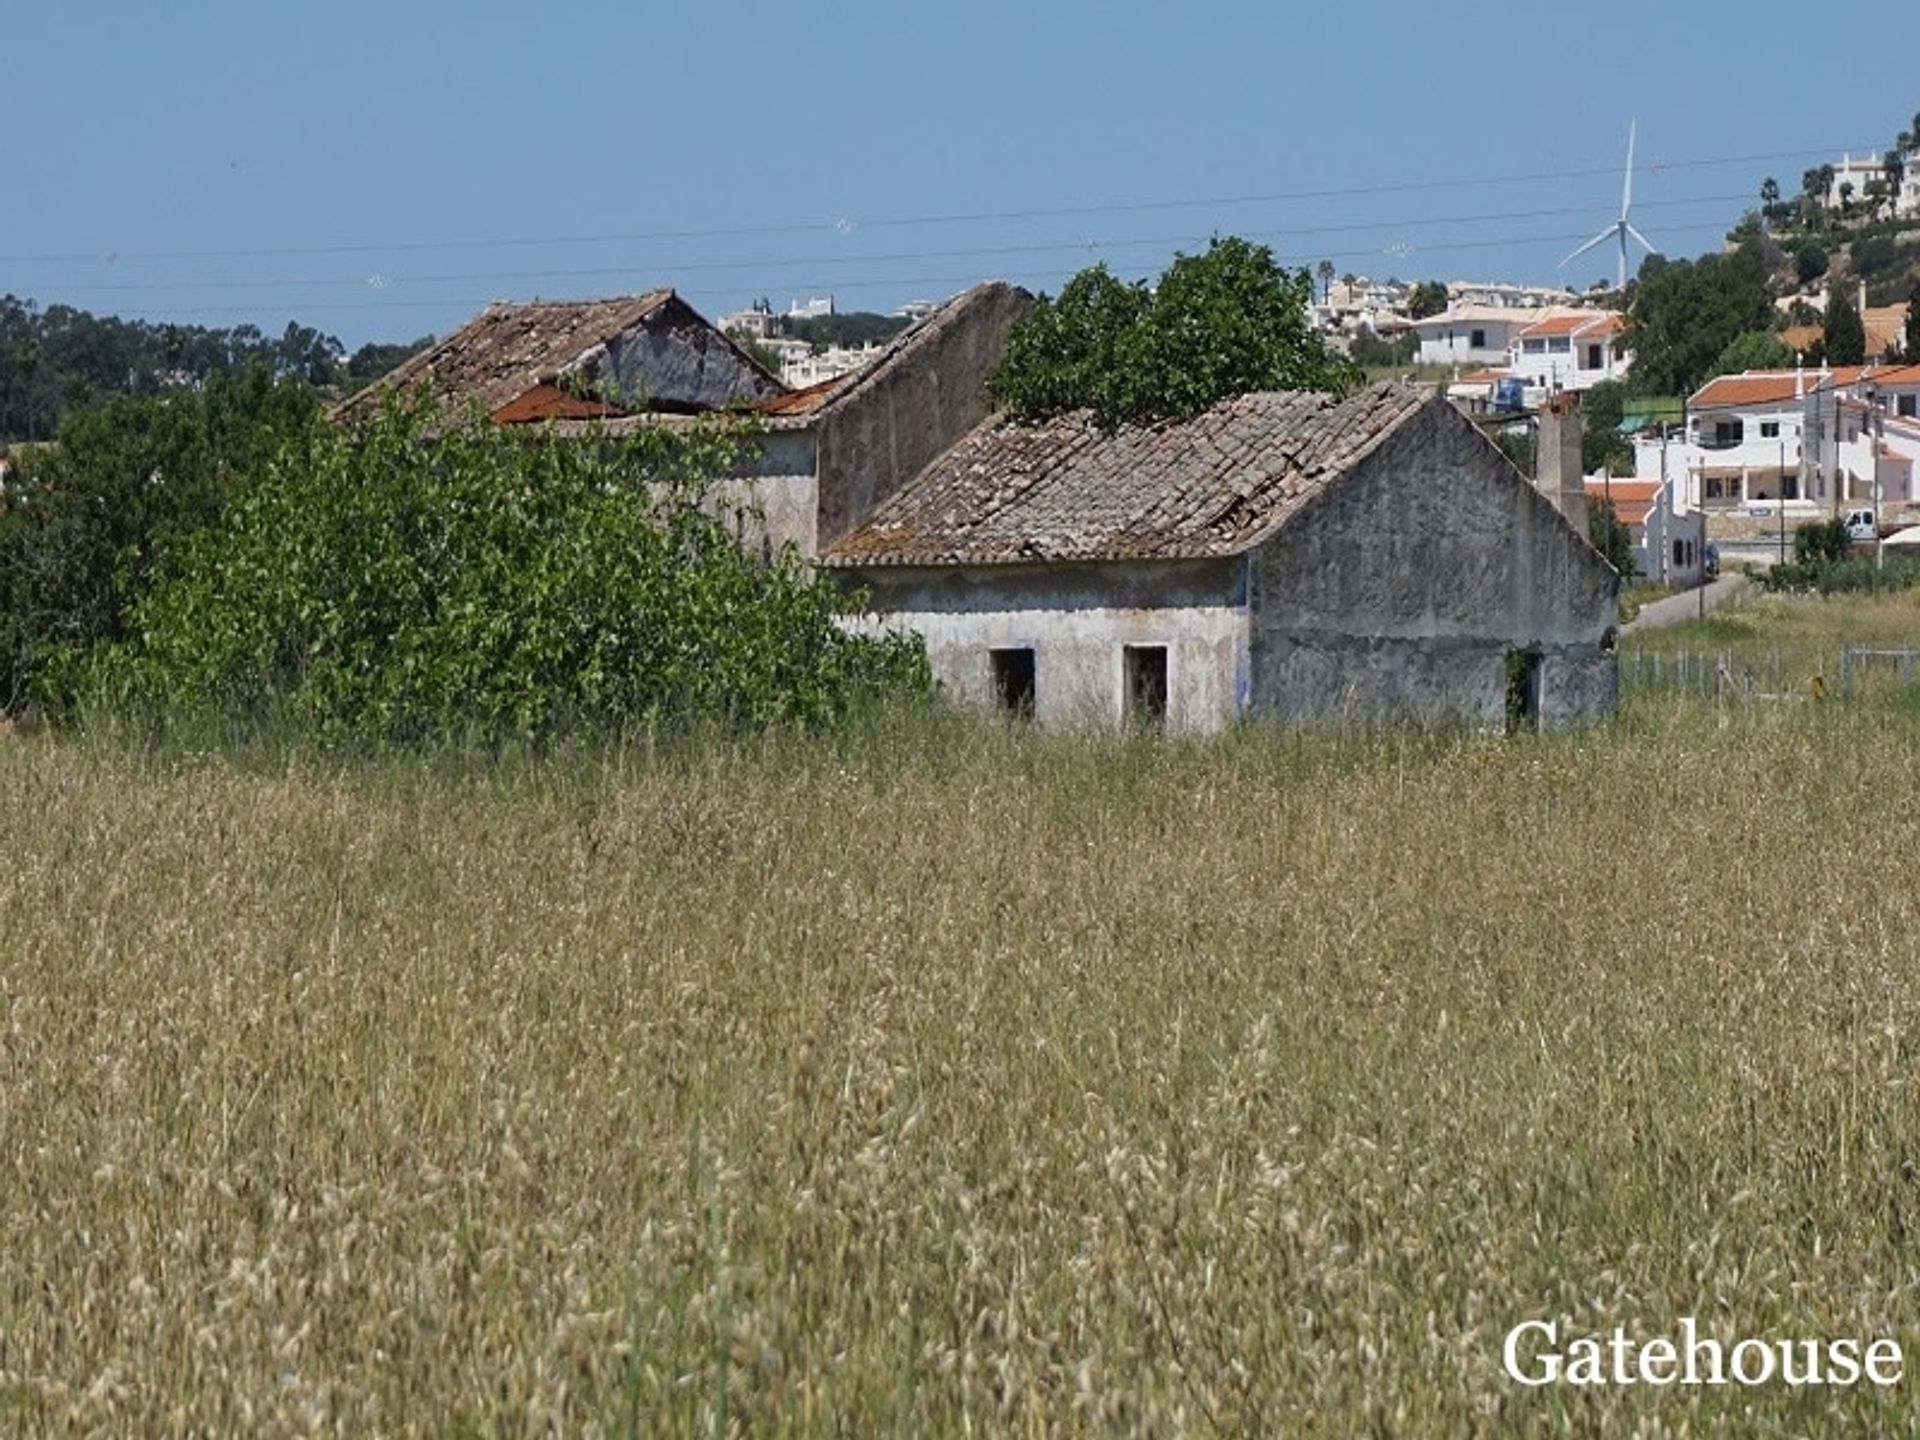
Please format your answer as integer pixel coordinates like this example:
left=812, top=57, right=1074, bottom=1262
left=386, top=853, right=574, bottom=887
left=489, top=384, right=626, bottom=424
left=823, top=383, right=1433, bottom=568
left=1583, top=478, right=1661, bottom=526
left=330, top=290, right=785, bottom=424
left=333, top=293, right=675, bottom=422
left=1688, top=364, right=1920, bottom=410
left=1517, top=311, right=1624, bottom=340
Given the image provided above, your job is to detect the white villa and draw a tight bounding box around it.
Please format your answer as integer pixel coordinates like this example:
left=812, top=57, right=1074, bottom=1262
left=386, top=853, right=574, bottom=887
left=1633, top=364, right=1920, bottom=510
left=1821, top=151, right=1919, bottom=219
left=1506, top=311, right=1631, bottom=397
left=1412, top=304, right=1549, bottom=368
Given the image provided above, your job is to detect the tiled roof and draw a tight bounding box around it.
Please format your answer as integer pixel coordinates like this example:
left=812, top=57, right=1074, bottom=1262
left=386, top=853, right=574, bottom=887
left=333, top=292, right=676, bottom=422
left=1410, top=304, right=1550, bottom=330
left=1691, top=364, right=1920, bottom=409
left=1584, top=479, right=1661, bottom=525
left=1781, top=311, right=1911, bottom=359
left=823, top=382, right=1430, bottom=568
left=1517, top=310, right=1624, bottom=340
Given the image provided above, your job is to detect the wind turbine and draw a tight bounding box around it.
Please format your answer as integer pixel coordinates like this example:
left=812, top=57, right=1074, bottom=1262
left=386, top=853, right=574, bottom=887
left=1563, top=121, right=1660, bottom=292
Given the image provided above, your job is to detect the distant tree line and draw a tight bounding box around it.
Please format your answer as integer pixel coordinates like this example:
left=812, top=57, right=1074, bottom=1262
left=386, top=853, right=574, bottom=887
left=0, top=294, right=431, bottom=444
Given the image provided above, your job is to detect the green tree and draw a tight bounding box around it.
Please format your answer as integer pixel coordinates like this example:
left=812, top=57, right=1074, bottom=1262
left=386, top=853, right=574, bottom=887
left=1624, top=248, right=1774, bottom=397
left=1794, top=240, right=1830, bottom=284
left=1587, top=498, right=1637, bottom=577
left=1825, top=287, right=1867, bottom=365
left=1406, top=280, right=1449, bottom=320
left=77, top=399, right=926, bottom=740
left=987, top=238, right=1358, bottom=425
left=1711, top=330, right=1794, bottom=378
left=1316, top=259, right=1335, bottom=304
left=0, top=366, right=321, bottom=710
left=1579, top=380, right=1633, bottom=476
left=344, top=337, right=434, bottom=385
left=1900, top=280, right=1920, bottom=362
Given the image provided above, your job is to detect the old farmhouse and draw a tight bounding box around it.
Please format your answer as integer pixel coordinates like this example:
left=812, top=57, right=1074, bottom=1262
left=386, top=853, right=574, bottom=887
left=824, top=384, right=1620, bottom=732
left=336, top=282, right=1033, bottom=558
left=337, top=290, right=1618, bottom=732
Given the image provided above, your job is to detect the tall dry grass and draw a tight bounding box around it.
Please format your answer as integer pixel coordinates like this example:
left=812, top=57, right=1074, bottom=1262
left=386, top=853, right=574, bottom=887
left=4, top=675, right=1920, bottom=1432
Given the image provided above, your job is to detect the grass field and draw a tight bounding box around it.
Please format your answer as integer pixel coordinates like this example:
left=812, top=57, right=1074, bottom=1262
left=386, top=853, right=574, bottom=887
left=4, top=595, right=1920, bottom=1434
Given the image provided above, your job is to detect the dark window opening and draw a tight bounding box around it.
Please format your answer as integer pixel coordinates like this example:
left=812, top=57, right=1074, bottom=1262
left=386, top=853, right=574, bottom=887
left=1123, top=645, right=1169, bottom=726
left=1505, top=650, right=1542, bottom=733
left=990, top=647, right=1036, bottom=718
left=1584, top=343, right=1603, bottom=369
left=1470, top=328, right=1488, bottom=349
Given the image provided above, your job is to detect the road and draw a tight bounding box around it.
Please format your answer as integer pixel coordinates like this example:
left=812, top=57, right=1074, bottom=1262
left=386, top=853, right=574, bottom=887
left=1623, top=574, right=1752, bottom=634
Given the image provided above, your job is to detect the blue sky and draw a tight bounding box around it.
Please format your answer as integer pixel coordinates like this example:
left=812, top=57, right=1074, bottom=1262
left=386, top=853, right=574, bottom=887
left=7, top=1, right=1912, bottom=348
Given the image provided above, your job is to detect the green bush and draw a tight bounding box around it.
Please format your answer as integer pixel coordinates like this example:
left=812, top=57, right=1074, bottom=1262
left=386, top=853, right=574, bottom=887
left=986, top=237, right=1359, bottom=426
left=71, top=398, right=928, bottom=741
left=0, top=367, right=320, bottom=711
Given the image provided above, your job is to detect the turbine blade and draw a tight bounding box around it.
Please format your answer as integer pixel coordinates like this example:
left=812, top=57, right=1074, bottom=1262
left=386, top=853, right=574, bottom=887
left=1622, top=119, right=1637, bottom=216
left=1624, top=223, right=1659, bottom=255
left=1562, top=227, right=1616, bottom=267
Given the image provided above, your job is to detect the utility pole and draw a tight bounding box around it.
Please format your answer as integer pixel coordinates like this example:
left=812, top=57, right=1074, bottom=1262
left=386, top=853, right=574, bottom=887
left=1778, top=438, right=1788, bottom=565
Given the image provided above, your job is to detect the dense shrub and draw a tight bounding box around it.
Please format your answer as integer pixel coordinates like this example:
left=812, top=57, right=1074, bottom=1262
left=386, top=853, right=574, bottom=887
left=987, top=237, right=1359, bottom=426
left=1764, top=555, right=1920, bottom=594
left=0, top=367, right=320, bottom=711
left=72, top=399, right=927, bottom=741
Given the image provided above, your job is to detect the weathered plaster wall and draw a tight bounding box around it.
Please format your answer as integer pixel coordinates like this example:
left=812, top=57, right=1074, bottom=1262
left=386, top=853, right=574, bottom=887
left=596, top=302, right=783, bottom=412
left=714, top=429, right=817, bottom=557
left=1248, top=401, right=1619, bottom=726
left=848, top=561, right=1248, bottom=732
left=815, top=283, right=1032, bottom=544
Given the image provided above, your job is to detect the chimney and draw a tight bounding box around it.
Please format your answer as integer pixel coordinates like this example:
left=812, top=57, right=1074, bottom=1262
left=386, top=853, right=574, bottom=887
left=1536, top=390, right=1588, bottom=534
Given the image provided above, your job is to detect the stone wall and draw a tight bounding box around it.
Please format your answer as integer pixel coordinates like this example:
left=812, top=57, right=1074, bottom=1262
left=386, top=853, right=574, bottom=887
left=814, top=283, right=1032, bottom=544
left=849, top=560, right=1248, bottom=732
left=1248, top=400, right=1619, bottom=726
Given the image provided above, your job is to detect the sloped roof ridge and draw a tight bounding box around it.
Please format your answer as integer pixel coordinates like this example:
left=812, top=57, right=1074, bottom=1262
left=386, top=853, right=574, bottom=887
left=823, top=381, right=1429, bottom=567
left=812, top=280, right=1027, bottom=417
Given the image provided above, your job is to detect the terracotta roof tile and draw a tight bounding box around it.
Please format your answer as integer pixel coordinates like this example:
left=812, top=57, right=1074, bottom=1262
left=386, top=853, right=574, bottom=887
left=1517, top=310, right=1624, bottom=340
left=823, top=382, right=1430, bottom=568
left=333, top=292, right=676, bottom=422
left=1691, top=364, right=1920, bottom=409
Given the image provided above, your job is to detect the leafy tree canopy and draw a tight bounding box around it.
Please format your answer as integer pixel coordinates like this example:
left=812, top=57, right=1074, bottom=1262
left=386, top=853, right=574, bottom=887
left=1623, top=248, right=1774, bottom=397
left=1825, top=287, right=1867, bottom=365
left=987, top=237, right=1359, bottom=425
left=0, top=296, right=380, bottom=443
left=1406, top=280, right=1450, bottom=319
left=0, top=366, right=321, bottom=710
left=781, top=312, right=911, bottom=351
left=70, top=400, right=926, bottom=740
left=1712, top=330, right=1794, bottom=378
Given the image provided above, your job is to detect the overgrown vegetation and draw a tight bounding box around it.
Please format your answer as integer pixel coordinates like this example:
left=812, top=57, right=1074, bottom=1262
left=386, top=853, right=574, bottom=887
left=1757, top=517, right=1920, bottom=594
left=0, top=293, right=429, bottom=442
left=1586, top=495, right=1636, bottom=577
left=8, top=609, right=1920, bottom=1430
left=0, top=367, right=322, bottom=711
left=64, top=397, right=924, bottom=740
left=987, top=236, right=1359, bottom=425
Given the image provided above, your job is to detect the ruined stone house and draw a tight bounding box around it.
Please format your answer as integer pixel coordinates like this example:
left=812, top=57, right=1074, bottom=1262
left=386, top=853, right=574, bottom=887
left=824, top=383, right=1620, bottom=731
left=334, top=282, right=1034, bottom=560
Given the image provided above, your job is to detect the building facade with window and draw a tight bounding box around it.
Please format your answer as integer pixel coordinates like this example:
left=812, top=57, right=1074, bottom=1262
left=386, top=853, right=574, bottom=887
left=1634, top=365, right=1920, bottom=510
left=1506, top=311, right=1630, bottom=396
left=826, top=384, right=1619, bottom=731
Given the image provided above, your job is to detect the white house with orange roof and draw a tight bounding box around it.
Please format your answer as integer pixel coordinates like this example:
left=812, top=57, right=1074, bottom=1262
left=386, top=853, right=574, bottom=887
left=1507, top=310, right=1630, bottom=396
left=1634, top=364, right=1920, bottom=511
left=1583, top=476, right=1706, bottom=586
left=1411, top=304, right=1547, bottom=368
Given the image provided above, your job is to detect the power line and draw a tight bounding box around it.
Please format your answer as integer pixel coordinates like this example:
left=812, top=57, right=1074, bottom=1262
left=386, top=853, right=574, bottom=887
left=0, top=143, right=1876, bottom=267
left=77, top=220, right=1746, bottom=324
left=17, top=195, right=1755, bottom=299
